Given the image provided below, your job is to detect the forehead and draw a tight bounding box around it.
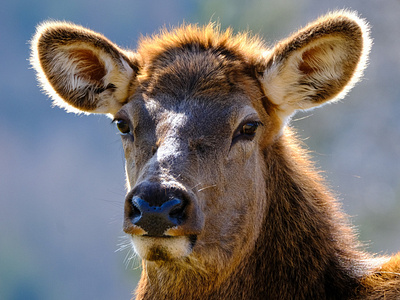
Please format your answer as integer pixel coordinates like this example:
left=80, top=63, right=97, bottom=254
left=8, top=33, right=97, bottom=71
left=131, top=23, right=266, bottom=111
left=137, top=47, right=258, bottom=107
left=128, top=53, right=262, bottom=126
left=120, top=24, right=270, bottom=126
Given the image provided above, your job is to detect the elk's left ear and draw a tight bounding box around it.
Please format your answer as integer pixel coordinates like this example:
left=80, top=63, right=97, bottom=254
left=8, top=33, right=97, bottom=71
left=258, top=11, right=371, bottom=122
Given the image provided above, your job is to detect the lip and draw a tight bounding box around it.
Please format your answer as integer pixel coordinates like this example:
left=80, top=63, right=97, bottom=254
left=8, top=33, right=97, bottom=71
left=134, top=233, right=198, bottom=248
left=141, top=234, right=175, bottom=238
left=130, top=234, right=196, bottom=261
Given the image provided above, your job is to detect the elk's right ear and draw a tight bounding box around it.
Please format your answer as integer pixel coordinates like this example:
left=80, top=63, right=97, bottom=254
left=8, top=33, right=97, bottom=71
left=31, top=21, right=139, bottom=115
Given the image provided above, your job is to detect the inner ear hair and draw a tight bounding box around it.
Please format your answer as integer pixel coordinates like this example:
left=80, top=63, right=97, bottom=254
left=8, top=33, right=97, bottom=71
left=260, top=11, right=371, bottom=119
left=31, top=21, right=138, bottom=115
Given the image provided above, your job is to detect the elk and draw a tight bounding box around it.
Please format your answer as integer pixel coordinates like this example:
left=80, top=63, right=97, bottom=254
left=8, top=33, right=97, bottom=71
left=31, top=11, right=400, bottom=299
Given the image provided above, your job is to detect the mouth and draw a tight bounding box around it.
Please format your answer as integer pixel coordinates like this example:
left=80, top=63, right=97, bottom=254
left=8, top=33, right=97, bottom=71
left=130, top=234, right=197, bottom=261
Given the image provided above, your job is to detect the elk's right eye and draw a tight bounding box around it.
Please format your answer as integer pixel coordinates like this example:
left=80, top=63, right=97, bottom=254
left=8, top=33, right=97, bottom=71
left=115, top=119, right=131, bottom=135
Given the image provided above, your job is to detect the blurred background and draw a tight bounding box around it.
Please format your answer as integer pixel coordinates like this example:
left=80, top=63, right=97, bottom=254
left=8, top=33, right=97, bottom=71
left=1, top=0, right=399, bottom=299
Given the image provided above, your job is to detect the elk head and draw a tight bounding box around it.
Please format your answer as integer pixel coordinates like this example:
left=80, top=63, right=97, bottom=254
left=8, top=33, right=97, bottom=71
left=31, top=11, right=370, bottom=275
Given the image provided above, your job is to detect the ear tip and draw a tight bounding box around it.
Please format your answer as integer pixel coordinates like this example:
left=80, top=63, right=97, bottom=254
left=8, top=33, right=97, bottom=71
left=34, top=20, right=84, bottom=34
left=32, top=20, right=77, bottom=43
left=322, top=9, right=369, bottom=25
left=32, top=20, right=107, bottom=52
left=321, top=10, right=372, bottom=45
left=31, top=21, right=75, bottom=58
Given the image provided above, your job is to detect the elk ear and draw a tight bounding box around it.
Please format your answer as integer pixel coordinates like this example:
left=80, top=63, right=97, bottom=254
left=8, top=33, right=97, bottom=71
left=259, top=11, right=371, bottom=122
left=31, top=21, right=139, bottom=115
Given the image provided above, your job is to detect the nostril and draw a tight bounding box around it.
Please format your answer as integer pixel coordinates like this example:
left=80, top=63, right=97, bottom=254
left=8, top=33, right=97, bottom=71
left=168, top=199, right=186, bottom=224
left=130, top=197, right=144, bottom=223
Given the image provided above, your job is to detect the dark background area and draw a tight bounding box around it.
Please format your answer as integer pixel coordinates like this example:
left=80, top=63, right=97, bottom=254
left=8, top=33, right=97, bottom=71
left=1, top=0, right=399, bottom=299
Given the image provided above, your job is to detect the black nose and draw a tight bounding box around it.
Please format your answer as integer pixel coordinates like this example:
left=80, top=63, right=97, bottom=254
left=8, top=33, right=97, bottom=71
left=131, top=197, right=185, bottom=236
left=125, top=182, right=188, bottom=236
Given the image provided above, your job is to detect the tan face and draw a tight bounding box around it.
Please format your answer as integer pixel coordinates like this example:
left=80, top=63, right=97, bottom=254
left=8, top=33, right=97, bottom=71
left=115, top=75, right=268, bottom=267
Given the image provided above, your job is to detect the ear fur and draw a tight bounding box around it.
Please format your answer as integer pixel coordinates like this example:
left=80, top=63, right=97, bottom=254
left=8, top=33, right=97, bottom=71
left=30, top=21, right=139, bottom=115
left=259, top=11, right=371, bottom=122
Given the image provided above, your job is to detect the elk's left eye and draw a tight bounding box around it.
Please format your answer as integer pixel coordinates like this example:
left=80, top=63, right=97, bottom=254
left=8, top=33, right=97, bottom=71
left=115, top=119, right=131, bottom=135
left=241, top=122, right=259, bottom=136
left=232, top=120, right=262, bottom=143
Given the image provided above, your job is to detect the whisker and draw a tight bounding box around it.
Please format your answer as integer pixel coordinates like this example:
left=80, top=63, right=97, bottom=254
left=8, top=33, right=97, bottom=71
left=116, top=236, right=141, bottom=270
left=190, top=182, right=203, bottom=191
left=116, top=236, right=131, bottom=252
left=197, top=185, right=217, bottom=193
left=125, top=248, right=139, bottom=270
left=292, top=113, right=313, bottom=122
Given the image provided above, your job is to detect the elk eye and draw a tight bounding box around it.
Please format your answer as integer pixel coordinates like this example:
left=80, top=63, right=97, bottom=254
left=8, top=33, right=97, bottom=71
left=241, top=122, right=259, bottom=136
left=115, top=119, right=131, bottom=135
left=232, top=120, right=262, bottom=143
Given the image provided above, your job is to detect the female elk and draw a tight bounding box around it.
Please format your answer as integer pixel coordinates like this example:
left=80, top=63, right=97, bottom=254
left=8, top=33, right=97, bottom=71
left=31, top=11, right=400, bottom=299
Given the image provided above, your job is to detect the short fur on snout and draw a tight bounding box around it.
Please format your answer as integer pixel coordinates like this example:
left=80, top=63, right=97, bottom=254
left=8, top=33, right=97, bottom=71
left=31, top=11, right=400, bottom=299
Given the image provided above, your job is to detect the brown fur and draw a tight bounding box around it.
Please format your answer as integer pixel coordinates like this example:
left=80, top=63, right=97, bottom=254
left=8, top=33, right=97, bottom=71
left=31, top=10, right=400, bottom=299
left=356, top=254, right=400, bottom=299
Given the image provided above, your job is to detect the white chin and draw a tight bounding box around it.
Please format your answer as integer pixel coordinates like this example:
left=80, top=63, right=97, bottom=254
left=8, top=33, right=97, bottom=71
left=131, top=235, right=193, bottom=261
